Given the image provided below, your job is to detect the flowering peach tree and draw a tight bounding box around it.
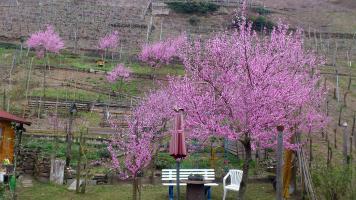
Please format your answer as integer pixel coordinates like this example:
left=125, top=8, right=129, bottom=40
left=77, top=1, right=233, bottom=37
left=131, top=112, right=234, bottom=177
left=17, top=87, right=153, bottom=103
left=138, top=34, right=186, bottom=78
left=106, top=63, right=132, bottom=94
left=135, top=18, right=327, bottom=198
left=98, top=31, right=119, bottom=62
left=26, top=25, right=64, bottom=98
left=107, top=89, right=175, bottom=199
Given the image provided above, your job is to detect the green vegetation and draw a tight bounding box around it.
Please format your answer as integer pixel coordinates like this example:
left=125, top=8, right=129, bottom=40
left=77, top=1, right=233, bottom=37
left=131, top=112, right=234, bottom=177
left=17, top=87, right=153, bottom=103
left=22, top=137, right=108, bottom=166
left=188, top=15, right=200, bottom=26
left=251, top=6, right=272, bottom=15
left=17, top=181, right=275, bottom=200
left=248, top=16, right=275, bottom=31
left=166, top=1, right=220, bottom=14
left=31, top=88, right=110, bottom=102
left=313, top=165, right=356, bottom=200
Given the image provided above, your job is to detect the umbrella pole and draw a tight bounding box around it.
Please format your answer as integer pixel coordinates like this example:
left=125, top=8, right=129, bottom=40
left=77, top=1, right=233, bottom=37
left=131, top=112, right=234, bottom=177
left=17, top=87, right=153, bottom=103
left=176, top=159, right=180, bottom=200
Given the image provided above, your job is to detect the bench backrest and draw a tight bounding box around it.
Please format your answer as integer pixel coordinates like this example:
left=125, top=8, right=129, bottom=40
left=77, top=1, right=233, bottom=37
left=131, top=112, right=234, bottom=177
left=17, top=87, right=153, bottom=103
left=162, top=169, right=215, bottom=181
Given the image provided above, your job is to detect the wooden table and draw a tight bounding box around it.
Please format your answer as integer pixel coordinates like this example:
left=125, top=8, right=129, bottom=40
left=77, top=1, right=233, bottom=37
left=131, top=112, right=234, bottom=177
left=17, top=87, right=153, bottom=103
left=183, top=180, right=212, bottom=200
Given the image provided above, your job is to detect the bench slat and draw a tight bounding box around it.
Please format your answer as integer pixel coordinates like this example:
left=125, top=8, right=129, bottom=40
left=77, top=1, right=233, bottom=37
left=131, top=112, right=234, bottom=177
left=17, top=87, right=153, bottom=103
left=162, top=173, right=215, bottom=176
left=162, top=169, right=215, bottom=171
left=162, top=175, right=215, bottom=178
left=162, top=174, right=215, bottom=178
left=162, top=183, right=219, bottom=186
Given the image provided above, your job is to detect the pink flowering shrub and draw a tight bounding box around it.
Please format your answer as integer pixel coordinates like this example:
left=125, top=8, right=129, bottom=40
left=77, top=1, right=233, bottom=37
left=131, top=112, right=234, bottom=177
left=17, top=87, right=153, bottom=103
left=106, top=64, right=132, bottom=83
left=98, top=31, right=119, bottom=50
left=26, top=25, right=64, bottom=58
left=138, top=34, right=187, bottom=67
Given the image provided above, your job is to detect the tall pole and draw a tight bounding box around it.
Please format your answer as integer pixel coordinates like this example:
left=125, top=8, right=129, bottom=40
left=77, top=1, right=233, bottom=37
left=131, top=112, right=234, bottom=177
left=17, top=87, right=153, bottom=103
left=176, top=159, right=180, bottom=200
left=276, top=126, right=284, bottom=200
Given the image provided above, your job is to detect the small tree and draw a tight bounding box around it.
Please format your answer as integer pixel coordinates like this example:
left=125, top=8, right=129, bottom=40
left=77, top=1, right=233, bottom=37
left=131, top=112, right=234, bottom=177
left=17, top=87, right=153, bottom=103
left=26, top=25, right=64, bottom=98
left=98, top=31, right=119, bottom=63
left=108, top=89, right=174, bottom=200
left=106, top=63, right=132, bottom=95
left=138, top=34, right=186, bottom=78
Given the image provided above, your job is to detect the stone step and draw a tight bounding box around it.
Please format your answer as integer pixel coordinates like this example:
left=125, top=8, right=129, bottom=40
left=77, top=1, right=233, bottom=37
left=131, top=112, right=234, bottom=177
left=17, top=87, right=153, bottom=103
left=21, top=178, right=33, bottom=188
left=68, top=179, right=83, bottom=191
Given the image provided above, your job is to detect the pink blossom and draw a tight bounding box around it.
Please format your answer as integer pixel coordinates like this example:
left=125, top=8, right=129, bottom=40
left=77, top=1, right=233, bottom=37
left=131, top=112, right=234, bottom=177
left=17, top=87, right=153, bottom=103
left=107, top=88, right=175, bottom=178
left=98, top=31, right=120, bottom=50
left=106, top=64, right=132, bottom=83
left=138, top=34, right=187, bottom=67
left=26, top=25, right=64, bottom=58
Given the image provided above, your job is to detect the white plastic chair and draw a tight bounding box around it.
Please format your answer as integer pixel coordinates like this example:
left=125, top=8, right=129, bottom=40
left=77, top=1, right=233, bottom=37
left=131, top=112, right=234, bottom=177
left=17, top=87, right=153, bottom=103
left=223, top=169, right=243, bottom=200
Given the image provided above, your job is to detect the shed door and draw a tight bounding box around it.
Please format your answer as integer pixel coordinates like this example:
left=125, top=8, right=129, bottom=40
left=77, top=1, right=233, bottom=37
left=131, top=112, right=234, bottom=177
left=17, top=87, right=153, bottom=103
left=0, top=123, right=14, bottom=163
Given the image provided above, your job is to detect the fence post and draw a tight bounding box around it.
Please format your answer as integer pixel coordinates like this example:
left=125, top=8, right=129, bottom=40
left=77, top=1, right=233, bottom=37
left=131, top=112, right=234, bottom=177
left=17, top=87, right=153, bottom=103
left=276, top=125, right=284, bottom=200
left=341, top=122, right=349, bottom=165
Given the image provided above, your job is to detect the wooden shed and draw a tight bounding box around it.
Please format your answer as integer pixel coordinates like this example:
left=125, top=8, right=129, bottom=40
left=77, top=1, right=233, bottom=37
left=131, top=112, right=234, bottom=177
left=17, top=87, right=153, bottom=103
left=0, top=110, right=31, bottom=163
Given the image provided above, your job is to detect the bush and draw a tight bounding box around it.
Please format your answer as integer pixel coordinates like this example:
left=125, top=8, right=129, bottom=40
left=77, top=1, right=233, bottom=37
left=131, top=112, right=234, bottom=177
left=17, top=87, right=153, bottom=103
left=251, top=6, right=271, bottom=15
left=312, top=165, right=354, bottom=200
left=166, top=1, right=220, bottom=14
left=155, top=153, right=176, bottom=169
left=98, top=148, right=111, bottom=158
left=248, top=16, right=275, bottom=31
left=188, top=15, right=200, bottom=26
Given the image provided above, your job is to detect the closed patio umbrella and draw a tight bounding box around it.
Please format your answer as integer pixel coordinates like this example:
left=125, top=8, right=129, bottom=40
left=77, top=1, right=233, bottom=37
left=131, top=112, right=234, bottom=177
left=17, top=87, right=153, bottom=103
left=169, top=108, right=187, bottom=200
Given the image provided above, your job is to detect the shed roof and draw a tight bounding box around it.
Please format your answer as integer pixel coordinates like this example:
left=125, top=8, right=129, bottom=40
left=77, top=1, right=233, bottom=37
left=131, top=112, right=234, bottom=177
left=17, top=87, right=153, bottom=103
left=0, top=110, right=31, bottom=125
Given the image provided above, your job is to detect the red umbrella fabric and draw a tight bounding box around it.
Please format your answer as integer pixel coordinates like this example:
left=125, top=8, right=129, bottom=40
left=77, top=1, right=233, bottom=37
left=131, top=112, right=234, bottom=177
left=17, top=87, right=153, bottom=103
left=169, top=109, right=187, bottom=160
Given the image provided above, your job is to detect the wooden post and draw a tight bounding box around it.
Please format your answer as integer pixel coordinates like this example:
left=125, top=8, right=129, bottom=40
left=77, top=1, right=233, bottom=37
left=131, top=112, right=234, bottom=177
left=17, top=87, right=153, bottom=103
left=80, top=128, right=88, bottom=194
left=50, top=159, right=65, bottom=185
left=309, top=137, right=312, bottom=169
left=66, top=112, right=74, bottom=168
left=25, top=57, right=34, bottom=102
left=276, top=126, right=284, bottom=200
left=12, top=124, right=25, bottom=200
left=334, top=128, right=337, bottom=149
left=341, top=122, right=349, bottom=165
left=352, top=113, right=355, bottom=150
left=3, top=89, right=6, bottom=110
left=327, top=140, right=332, bottom=167
left=76, top=129, right=84, bottom=193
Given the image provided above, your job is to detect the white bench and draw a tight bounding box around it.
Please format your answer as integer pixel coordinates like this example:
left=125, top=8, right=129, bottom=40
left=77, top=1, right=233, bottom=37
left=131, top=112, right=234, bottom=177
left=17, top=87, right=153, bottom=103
left=162, top=169, right=218, bottom=200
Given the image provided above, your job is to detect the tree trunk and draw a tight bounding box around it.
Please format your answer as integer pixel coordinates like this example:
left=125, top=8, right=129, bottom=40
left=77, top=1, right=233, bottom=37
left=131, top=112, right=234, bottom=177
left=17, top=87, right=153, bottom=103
left=238, top=139, right=252, bottom=200
left=149, top=142, right=160, bottom=184
left=133, top=177, right=138, bottom=200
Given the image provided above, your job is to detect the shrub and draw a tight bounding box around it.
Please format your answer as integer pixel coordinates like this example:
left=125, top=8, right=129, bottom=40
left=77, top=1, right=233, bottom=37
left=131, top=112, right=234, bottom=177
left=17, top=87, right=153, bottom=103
left=166, top=1, right=220, bottom=14
left=251, top=6, right=271, bottom=15
left=312, top=165, right=354, bottom=200
left=154, top=153, right=176, bottom=169
left=188, top=15, right=200, bottom=26
left=248, top=16, right=275, bottom=31
left=98, top=148, right=111, bottom=158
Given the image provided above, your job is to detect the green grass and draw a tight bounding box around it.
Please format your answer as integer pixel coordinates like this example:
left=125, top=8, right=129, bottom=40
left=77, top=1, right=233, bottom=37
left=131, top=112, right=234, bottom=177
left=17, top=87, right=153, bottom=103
left=17, top=181, right=275, bottom=200
left=31, top=87, right=110, bottom=102
left=129, top=63, right=184, bottom=76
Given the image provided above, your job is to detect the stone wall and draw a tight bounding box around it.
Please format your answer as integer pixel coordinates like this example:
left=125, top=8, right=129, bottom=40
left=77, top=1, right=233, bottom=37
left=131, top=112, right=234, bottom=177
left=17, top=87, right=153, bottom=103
left=16, top=148, right=39, bottom=175
left=35, top=156, right=51, bottom=182
left=16, top=148, right=51, bottom=181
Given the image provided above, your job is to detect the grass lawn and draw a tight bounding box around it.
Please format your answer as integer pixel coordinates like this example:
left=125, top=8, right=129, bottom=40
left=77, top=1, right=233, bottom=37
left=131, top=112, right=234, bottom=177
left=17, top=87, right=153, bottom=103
left=17, top=181, right=275, bottom=200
